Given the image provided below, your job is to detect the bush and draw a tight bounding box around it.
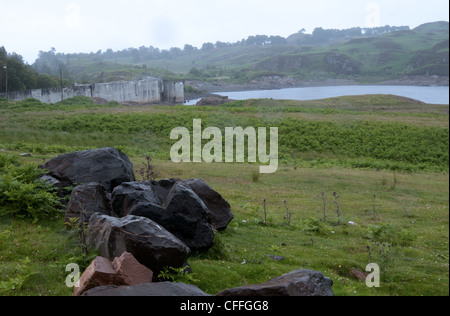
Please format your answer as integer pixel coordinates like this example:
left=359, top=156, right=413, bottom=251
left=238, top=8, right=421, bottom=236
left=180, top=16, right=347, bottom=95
left=366, top=223, right=415, bottom=246
left=0, top=154, right=62, bottom=221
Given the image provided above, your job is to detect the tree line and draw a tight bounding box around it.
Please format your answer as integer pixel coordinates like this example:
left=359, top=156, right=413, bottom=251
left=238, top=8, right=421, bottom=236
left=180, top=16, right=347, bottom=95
left=1, top=46, right=72, bottom=94
left=32, top=25, right=410, bottom=73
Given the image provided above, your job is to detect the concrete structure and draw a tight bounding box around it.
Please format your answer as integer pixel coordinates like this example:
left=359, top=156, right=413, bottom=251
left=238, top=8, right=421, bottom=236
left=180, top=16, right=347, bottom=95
left=0, top=77, right=184, bottom=104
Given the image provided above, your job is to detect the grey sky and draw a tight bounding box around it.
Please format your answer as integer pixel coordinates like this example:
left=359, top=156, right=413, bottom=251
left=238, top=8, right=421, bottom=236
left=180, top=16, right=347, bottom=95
left=1, top=0, right=449, bottom=63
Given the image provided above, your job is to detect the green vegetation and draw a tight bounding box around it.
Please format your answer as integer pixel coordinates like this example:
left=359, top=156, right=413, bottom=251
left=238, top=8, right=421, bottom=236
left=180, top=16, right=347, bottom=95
left=0, top=47, right=72, bottom=93
left=0, top=154, right=61, bottom=220
left=2, top=95, right=446, bottom=172
left=0, top=94, right=448, bottom=296
left=31, top=22, right=449, bottom=84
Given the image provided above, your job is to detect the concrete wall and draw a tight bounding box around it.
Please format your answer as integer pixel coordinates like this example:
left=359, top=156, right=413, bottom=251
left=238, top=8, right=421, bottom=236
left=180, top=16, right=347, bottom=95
left=163, top=81, right=185, bottom=103
left=1, top=77, right=184, bottom=104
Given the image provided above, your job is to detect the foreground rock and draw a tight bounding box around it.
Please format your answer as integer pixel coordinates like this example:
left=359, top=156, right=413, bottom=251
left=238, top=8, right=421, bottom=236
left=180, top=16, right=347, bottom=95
left=183, top=179, right=233, bottom=231
left=162, top=181, right=215, bottom=251
left=73, top=252, right=153, bottom=296
left=66, top=182, right=114, bottom=224
left=110, top=181, right=166, bottom=219
left=82, top=282, right=211, bottom=296
left=43, top=147, right=135, bottom=193
left=87, top=213, right=190, bottom=276
left=216, top=270, right=334, bottom=296
left=111, top=179, right=233, bottom=251
left=112, top=179, right=233, bottom=231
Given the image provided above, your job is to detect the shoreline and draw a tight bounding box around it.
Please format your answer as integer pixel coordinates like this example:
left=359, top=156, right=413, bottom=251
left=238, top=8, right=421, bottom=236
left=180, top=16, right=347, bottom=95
left=184, top=76, right=449, bottom=101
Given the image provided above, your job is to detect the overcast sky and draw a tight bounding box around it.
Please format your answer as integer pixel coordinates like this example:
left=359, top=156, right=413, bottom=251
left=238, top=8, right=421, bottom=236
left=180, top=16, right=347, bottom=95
left=1, top=0, right=449, bottom=64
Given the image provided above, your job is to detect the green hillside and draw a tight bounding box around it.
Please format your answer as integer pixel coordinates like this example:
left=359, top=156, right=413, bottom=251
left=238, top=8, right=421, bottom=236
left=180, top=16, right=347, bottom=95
left=32, top=22, right=449, bottom=85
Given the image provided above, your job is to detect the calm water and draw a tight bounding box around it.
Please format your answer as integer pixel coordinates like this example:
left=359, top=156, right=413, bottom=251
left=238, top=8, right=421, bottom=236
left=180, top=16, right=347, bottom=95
left=185, top=85, right=449, bottom=105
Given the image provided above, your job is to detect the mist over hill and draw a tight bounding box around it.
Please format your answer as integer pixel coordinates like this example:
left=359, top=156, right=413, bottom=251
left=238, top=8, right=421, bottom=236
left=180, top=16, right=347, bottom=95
left=2, top=21, right=449, bottom=92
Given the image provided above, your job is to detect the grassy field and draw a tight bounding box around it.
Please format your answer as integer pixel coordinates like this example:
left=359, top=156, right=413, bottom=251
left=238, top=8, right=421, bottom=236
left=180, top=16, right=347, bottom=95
left=0, top=95, right=448, bottom=296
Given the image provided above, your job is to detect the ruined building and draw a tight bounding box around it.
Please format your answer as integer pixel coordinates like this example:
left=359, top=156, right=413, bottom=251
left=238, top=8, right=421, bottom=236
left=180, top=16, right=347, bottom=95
left=1, top=77, right=184, bottom=104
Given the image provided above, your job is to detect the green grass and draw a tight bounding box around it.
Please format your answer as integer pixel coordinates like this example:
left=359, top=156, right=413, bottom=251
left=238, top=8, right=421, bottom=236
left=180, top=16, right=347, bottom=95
left=0, top=95, right=448, bottom=296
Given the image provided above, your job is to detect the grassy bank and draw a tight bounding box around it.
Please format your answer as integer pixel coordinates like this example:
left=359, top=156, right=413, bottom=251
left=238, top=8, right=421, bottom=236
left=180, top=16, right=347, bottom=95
left=0, top=95, right=448, bottom=296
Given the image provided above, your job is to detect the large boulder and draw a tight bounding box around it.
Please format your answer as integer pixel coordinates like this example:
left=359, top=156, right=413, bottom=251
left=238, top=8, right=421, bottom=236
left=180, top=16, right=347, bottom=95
left=183, top=179, right=233, bottom=231
left=43, top=147, right=135, bottom=193
left=87, top=213, right=190, bottom=276
left=110, top=181, right=166, bottom=220
left=111, top=180, right=217, bottom=251
left=216, top=270, right=334, bottom=296
left=66, top=182, right=114, bottom=224
left=162, top=181, right=215, bottom=251
left=82, top=282, right=210, bottom=296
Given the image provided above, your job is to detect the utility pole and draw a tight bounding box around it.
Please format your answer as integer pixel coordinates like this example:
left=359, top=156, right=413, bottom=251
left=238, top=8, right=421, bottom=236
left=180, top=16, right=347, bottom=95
left=60, top=68, right=64, bottom=102
left=3, top=65, right=7, bottom=102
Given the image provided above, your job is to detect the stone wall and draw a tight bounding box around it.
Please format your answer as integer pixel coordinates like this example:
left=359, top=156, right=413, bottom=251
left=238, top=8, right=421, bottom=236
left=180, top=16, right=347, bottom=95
left=0, top=77, right=184, bottom=104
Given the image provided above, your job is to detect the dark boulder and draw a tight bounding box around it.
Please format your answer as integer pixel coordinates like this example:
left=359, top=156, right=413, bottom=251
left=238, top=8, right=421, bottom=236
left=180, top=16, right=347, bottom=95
left=87, top=213, right=190, bottom=276
left=82, top=282, right=210, bottom=296
left=216, top=269, right=334, bottom=296
left=110, top=181, right=164, bottom=219
left=43, top=147, right=135, bottom=193
left=66, top=182, right=114, bottom=224
left=151, top=178, right=181, bottom=204
left=111, top=180, right=216, bottom=252
left=162, top=181, right=215, bottom=251
left=37, top=174, right=67, bottom=199
left=183, top=179, right=233, bottom=231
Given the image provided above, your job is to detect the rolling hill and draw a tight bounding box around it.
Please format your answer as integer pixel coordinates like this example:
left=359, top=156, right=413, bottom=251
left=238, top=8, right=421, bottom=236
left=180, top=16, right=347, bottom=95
left=32, top=21, right=449, bottom=86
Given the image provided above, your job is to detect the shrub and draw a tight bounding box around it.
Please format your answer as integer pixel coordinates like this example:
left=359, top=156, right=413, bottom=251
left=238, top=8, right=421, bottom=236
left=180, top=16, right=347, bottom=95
left=366, top=223, right=415, bottom=246
left=0, top=154, right=62, bottom=221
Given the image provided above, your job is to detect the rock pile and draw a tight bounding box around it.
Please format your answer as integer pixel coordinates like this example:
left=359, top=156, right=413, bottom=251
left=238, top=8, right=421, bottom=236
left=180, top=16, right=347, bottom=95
left=80, top=269, right=334, bottom=296
left=42, top=147, right=233, bottom=275
left=42, top=147, right=334, bottom=296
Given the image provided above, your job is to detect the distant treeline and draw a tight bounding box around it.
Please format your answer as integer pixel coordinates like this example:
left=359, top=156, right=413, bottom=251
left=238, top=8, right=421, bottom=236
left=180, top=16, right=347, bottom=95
left=32, top=25, right=409, bottom=74
left=0, top=47, right=73, bottom=93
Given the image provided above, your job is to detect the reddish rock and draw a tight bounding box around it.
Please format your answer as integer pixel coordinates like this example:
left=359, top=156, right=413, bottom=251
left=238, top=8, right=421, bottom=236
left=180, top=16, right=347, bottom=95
left=112, top=252, right=153, bottom=285
left=73, top=256, right=116, bottom=296
left=350, top=268, right=368, bottom=281
left=73, top=252, right=153, bottom=296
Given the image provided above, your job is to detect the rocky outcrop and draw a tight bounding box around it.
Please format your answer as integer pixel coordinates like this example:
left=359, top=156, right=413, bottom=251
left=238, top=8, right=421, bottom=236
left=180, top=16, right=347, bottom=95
left=255, top=55, right=306, bottom=73
left=87, top=213, right=191, bottom=276
left=324, top=53, right=361, bottom=75
left=196, top=95, right=235, bottom=106
left=216, top=269, right=334, bottom=296
left=43, top=147, right=135, bottom=193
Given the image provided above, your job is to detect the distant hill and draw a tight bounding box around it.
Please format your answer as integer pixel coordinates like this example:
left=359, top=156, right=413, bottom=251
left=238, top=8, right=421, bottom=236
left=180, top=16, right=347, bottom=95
left=31, top=21, right=449, bottom=85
